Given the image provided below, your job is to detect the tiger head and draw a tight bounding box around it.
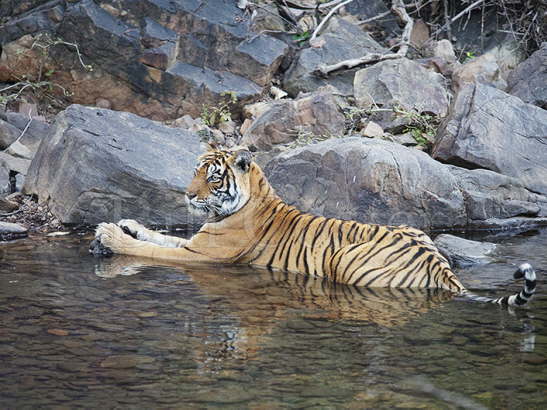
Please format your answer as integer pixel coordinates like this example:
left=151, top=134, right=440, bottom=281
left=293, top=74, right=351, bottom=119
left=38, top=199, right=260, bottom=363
left=186, top=145, right=253, bottom=218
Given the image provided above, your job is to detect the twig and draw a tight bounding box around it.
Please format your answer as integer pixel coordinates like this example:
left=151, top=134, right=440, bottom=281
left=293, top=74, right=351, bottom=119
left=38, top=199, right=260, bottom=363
left=433, top=0, right=486, bottom=36
left=442, top=0, right=451, bottom=40
left=309, top=0, right=355, bottom=42
left=313, top=0, right=413, bottom=77
left=358, top=1, right=422, bottom=24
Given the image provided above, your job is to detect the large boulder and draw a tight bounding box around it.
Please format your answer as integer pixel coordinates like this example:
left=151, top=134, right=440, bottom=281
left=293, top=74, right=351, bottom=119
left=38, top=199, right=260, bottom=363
left=241, top=91, right=346, bottom=151
left=23, top=105, right=202, bottom=225
left=0, top=0, right=288, bottom=120
left=265, top=137, right=466, bottom=230
left=432, top=83, right=547, bottom=195
left=507, top=42, right=547, bottom=109
left=283, top=17, right=388, bottom=96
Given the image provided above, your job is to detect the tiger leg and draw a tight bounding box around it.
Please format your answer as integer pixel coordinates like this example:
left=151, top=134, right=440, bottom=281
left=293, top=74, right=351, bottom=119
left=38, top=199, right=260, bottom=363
left=94, top=223, right=208, bottom=262
left=326, top=238, right=464, bottom=291
left=117, top=219, right=188, bottom=248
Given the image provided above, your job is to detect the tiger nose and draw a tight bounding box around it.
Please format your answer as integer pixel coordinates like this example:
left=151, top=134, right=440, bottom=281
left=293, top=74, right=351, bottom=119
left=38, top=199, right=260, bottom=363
left=186, top=192, right=196, bottom=200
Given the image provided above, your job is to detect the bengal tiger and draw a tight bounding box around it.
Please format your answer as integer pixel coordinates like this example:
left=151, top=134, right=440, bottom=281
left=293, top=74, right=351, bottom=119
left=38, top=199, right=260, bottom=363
left=92, top=145, right=537, bottom=307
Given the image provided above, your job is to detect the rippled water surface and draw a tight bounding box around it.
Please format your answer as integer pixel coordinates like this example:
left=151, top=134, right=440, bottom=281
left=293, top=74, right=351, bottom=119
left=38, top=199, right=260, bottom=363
left=1, top=229, right=546, bottom=408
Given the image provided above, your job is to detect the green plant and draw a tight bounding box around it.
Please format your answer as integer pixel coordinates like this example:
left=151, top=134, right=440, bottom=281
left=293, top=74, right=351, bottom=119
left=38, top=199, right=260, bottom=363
left=200, top=91, right=238, bottom=127
left=292, top=30, right=311, bottom=45
left=393, top=106, right=438, bottom=149
left=463, top=50, right=477, bottom=62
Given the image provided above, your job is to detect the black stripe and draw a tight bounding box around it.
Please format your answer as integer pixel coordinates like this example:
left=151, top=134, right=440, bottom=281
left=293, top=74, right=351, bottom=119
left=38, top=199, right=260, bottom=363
left=295, top=216, right=320, bottom=268
left=393, top=247, right=427, bottom=287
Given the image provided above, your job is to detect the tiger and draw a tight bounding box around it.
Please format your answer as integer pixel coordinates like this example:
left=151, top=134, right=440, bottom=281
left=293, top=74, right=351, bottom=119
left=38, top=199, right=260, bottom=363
left=92, top=145, right=537, bottom=307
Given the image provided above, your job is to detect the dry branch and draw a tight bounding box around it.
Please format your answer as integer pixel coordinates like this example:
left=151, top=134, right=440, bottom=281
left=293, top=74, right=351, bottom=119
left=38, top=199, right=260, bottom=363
left=433, top=0, right=486, bottom=36
left=314, top=0, right=413, bottom=77
left=309, top=0, right=355, bottom=42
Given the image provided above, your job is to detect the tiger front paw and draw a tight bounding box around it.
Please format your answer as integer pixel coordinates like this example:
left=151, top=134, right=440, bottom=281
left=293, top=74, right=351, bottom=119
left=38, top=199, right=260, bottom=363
left=92, top=222, right=137, bottom=255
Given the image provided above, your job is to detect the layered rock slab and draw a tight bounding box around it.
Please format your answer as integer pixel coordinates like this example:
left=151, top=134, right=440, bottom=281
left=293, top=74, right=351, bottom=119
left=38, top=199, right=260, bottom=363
left=23, top=105, right=201, bottom=225
left=433, top=83, right=547, bottom=195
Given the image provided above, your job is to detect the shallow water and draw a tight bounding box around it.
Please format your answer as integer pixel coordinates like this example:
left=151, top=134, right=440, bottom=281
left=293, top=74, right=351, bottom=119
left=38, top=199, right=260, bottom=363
left=1, top=229, right=546, bottom=409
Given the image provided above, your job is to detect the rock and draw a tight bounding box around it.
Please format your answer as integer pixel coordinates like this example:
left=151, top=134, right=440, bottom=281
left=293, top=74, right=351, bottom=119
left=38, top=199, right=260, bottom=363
left=507, top=42, right=547, bottom=109
left=389, top=132, right=417, bottom=147
left=0, top=0, right=288, bottom=120
left=0, top=152, right=30, bottom=175
left=410, top=19, right=429, bottom=48
left=433, top=83, right=547, bottom=195
left=0, top=197, right=19, bottom=213
left=343, top=0, right=400, bottom=38
left=0, top=221, right=28, bottom=241
left=434, top=234, right=496, bottom=268
left=423, top=39, right=457, bottom=63
left=449, top=166, right=547, bottom=225
left=23, top=105, right=202, bottom=225
left=452, top=54, right=506, bottom=91
left=283, top=17, right=388, bottom=96
left=265, top=137, right=466, bottom=230
left=0, top=118, right=21, bottom=149
left=354, top=58, right=449, bottom=132
left=241, top=91, right=346, bottom=151
left=4, top=112, right=50, bottom=154
left=5, top=141, right=32, bottom=160
left=361, top=121, right=384, bottom=138
left=218, top=120, right=236, bottom=135
left=95, top=98, right=112, bottom=109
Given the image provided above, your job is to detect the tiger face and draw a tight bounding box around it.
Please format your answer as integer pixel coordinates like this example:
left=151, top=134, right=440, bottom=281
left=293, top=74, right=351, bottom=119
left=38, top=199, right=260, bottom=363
left=186, top=148, right=252, bottom=218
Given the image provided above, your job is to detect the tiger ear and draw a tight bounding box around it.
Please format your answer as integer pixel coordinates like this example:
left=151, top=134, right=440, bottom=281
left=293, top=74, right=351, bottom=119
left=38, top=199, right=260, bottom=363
left=233, top=149, right=252, bottom=172
left=206, top=141, right=220, bottom=152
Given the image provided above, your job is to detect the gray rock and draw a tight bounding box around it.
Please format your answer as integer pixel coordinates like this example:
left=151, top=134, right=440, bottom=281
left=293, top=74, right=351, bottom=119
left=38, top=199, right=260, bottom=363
left=265, top=137, right=466, bottom=230
left=449, top=166, right=547, bottom=224
left=432, top=83, right=547, bottom=195
left=354, top=58, right=450, bottom=118
left=0, top=152, right=30, bottom=175
left=283, top=17, right=388, bottom=96
left=507, top=42, right=547, bottom=109
left=0, top=221, right=28, bottom=241
left=23, top=105, right=202, bottom=225
left=0, top=118, right=21, bottom=149
left=434, top=234, right=496, bottom=268
left=5, top=112, right=50, bottom=154
left=241, top=91, right=346, bottom=151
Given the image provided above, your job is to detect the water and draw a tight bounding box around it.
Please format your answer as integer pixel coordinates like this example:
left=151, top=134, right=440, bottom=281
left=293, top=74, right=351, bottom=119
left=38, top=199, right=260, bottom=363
left=1, top=229, right=546, bottom=408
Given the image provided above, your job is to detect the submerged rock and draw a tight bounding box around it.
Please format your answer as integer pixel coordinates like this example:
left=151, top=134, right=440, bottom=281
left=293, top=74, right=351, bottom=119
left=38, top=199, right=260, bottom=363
left=434, top=234, right=497, bottom=268
left=23, top=105, right=202, bottom=225
left=433, top=83, right=547, bottom=195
